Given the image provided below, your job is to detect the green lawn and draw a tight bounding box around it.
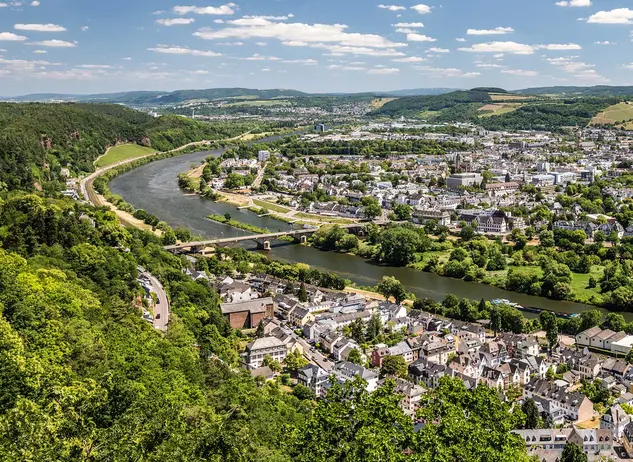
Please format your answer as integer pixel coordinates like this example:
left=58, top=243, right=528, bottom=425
left=570, top=265, right=605, bottom=304
left=591, top=102, right=633, bottom=125
left=96, top=144, right=156, bottom=168
left=252, top=199, right=291, bottom=214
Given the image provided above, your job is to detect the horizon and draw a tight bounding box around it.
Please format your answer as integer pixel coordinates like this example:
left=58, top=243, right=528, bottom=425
left=1, top=0, right=633, bottom=95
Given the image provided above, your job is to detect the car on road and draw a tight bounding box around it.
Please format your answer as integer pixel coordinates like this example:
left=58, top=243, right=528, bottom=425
left=155, top=313, right=161, bottom=320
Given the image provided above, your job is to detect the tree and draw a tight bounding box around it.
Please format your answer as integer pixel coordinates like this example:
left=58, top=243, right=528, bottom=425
left=505, top=172, right=511, bottom=183
left=521, top=398, right=540, bottom=429
left=602, top=312, right=626, bottom=332
left=377, top=276, right=407, bottom=304
left=442, top=294, right=459, bottom=311
left=378, top=226, right=422, bottom=266
left=347, top=348, right=363, bottom=366
left=490, top=306, right=501, bottom=334
left=561, top=442, right=588, bottom=462
left=460, top=225, right=476, bottom=241
left=224, top=212, right=232, bottom=222
left=293, top=383, right=315, bottom=400
left=366, top=314, right=382, bottom=341
left=380, top=355, right=408, bottom=379
left=393, top=203, right=412, bottom=221
left=361, top=196, right=382, bottom=220
left=580, top=309, right=603, bottom=331
left=626, top=348, right=633, bottom=365
left=283, top=349, right=308, bottom=373
left=298, top=281, right=308, bottom=303
left=255, top=321, right=265, bottom=338
left=540, top=311, right=559, bottom=352
left=263, top=354, right=282, bottom=372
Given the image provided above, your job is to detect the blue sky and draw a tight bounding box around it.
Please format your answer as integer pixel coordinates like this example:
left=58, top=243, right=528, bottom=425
left=0, top=0, right=633, bottom=95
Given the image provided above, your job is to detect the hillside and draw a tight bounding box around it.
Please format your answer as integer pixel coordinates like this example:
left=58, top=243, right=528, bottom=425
left=0, top=103, right=242, bottom=190
left=516, top=85, right=633, bottom=97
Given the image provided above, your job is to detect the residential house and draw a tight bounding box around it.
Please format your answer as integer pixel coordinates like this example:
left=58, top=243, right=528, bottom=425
left=523, top=379, right=594, bottom=424
left=576, top=326, right=603, bottom=348
left=332, top=361, right=379, bottom=392
left=514, top=428, right=613, bottom=459
left=601, top=404, right=631, bottom=439
left=297, top=364, right=330, bottom=397
left=287, top=306, right=314, bottom=327
left=241, top=336, right=287, bottom=370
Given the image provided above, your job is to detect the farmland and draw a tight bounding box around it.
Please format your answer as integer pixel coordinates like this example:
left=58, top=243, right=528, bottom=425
left=591, top=102, right=633, bottom=128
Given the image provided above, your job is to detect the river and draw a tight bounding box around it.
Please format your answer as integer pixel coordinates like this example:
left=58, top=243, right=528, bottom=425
left=109, top=145, right=632, bottom=321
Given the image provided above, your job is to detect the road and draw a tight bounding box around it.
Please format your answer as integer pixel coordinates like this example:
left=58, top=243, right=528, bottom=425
left=140, top=270, right=170, bottom=331
left=278, top=323, right=333, bottom=371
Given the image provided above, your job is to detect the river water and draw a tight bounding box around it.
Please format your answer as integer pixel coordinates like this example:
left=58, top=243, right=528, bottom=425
left=109, top=146, right=631, bottom=321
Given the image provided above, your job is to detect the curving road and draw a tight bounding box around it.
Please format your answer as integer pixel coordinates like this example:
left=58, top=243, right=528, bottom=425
left=139, top=269, right=170, bottom=331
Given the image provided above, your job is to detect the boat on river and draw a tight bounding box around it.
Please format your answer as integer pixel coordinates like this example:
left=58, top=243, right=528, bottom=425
left=491, top=298, right=580, bottom=320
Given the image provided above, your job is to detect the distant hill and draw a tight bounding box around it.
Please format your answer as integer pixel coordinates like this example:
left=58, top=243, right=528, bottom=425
left=516, top=85, right=633, bottom=97
left=370, top=88, right=496, bottom=119
left=5, top=87, right=460, bottom=105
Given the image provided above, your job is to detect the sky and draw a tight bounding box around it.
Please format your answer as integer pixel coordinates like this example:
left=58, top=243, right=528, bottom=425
left=1, top=0, right=633, bottom=95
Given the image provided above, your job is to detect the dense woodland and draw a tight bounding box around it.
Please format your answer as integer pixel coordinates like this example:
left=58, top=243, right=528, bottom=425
left=0, top=192, right=538, bottom=461
left=0, top=103, right=248, bottom=191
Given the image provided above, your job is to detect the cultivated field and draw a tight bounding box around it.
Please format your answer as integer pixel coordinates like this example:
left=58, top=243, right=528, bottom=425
left=370, top=98, right=396, bottom=108
left=489, top=93, right=533, bottom=101
left=591, top=102, right=633, bottom=127
left=95, top=144, right=155, bottom=168
left=478, top=103, right=522, bottom=117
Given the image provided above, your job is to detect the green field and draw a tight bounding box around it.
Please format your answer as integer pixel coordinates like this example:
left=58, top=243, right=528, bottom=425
left=591, top=102, right=633, bottom=126
left=479, top=103, right=522, bottom=118
left=252, top=199, right=291, bottom=214
left=96, top=144, right=155, bottom=168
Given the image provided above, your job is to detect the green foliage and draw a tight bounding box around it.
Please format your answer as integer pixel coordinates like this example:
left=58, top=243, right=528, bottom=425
left=380, top=355, right=409, bottom=379
left=377, top=276, right=408, bottom=304
left=561, top=442, right=588, bottom=462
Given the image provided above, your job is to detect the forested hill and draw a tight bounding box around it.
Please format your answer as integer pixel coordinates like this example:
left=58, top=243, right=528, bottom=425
left=0, top=103, right=238, bottom=191
left=515, top=85, right=633, bottom=97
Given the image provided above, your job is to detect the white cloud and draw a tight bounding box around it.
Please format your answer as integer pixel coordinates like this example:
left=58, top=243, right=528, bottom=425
left=392, top=56, right=427, bottom=62
left=242, top=53, right=280, bottom=60
left=81, top=26, right=89, bottom=32
left=539, top=43, right=582, bottom=50
left=493, top=53, right=504, bottom=58
left=319, top=44, right=405, bottom=57
left=174, top=3, right=238, bottom=15
left=328, top=64, right=365, bottom=71
left=556, top=0, right=591, bottom=7
left=30, top=0, right=39, bottom=5
left=458, top=41, right=535, bottom=54
left=255, top=41, right=267, bottom=46
left=156, top=18, right=195, bottom=26
left=282, top=40, right=308, bottom=47
left=14, top=23, right=66, bottom=32
left=467, top=27, right=514, bottom=35
left=396, top=28, right=416, bottom=34
left=194, top=19, right=407, bottom=49
left=587, top=8, right=633, bottom=24
left=624, top=63, right=633, bottom=70
left=407, top=33, right=436, bottom=42
left=281, top=58, right=317, bottom=65
left=242, top=15, right=292, bottom=20
left=455, top=37, right=466, bottom=42
left=415, top=65, right=480, bottom=77
left=594, top=41, right=615, bottom=45
left=77, top=64, right=112, bottom=69
left=475, top=63, right=505, bottom=68
left=122, top=57, right=132, bottom=60
left=378, top=4, right=405, bottom=11
left=392, top=22, right=424, bottom=27
left=501, top=69, right=538, bottom=76
left=368, top=67, right=399, bottom=74
left=0, top=32, right=28, bottom=41
left=30, top=39, right=76, bottom=47
left=32, top=49, right=47, bottom=53
left=428, top=47, right=449, bottom=53
left=148, top=45, right=221, bottom=57
left=411, top=4, right=431, bottom=14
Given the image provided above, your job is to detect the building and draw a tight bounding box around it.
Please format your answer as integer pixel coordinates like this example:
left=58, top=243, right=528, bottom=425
left=220, top=297, right=274, bottom=329
left=576, top=326, right=602, bottom=348
left=332, top=361, right=379, bottom=392
left=446, top=173, right=483, bottom=191
left=241, top=336, right=287, bottom=369
left=523, top=379, right=594, bottom=424
left=514, top=428, right=613, bottom=459
left=601, top=404, right=631, bottom=439
left=297, top=364, right=330, bottom=397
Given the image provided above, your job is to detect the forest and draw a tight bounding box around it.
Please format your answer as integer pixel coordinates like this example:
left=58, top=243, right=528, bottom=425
left=0, top=103, right=248, bottom=191
left=0, top=191, right=537, bottom=461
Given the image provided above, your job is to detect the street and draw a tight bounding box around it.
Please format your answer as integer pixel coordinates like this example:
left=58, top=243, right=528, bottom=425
left=139, top=269, right=170, bottom=331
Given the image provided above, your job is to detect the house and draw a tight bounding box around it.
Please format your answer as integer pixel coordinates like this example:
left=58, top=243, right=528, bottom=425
left=388, top=341, right=414, bottom=364
left=523, top=379, right=594, bottom=424
left=515, top=428, right=613, bottom=459
left=384, top=378, right=425, bottom=418
left=624, top=421, right=633, bottom=458
left=577, top=354, right=602, bottom=379
left=592, top=329, right=617, bottom=350
left=332, top=361, right=379, bottom=392
left=409, top=358, right=449, bottom=389
left=297, top=364, right=330, bottom=397
left=479, top=341, right=508, bottom=368
left=241, top=336, right=287, bottom=370
left=287, top=306, right=314, bottom=327
left=218, top=280, right=253, bottom=303
left=600, top=404, right=631, bottom=439
left=221, top=297, right=274, bottom=329
left=576, top=326, right=602, bottom=348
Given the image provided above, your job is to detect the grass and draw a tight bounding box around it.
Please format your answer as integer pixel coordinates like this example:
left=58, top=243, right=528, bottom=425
left=489, top=93, right=533, bottom=101
left=252, top=199, right=291, bottom=214
left=570, top=265, right=605, bottom=305
left=96, top=144, right=155, bottom=168
left=479, top=103, right=522, bottom=118
left=591, top=102, right=633, bottom=126
left=207, top=214, right=270, bottom=234
left=371, top=98, right=396, bottom=108
left=293, top=212, right=356, bottom=224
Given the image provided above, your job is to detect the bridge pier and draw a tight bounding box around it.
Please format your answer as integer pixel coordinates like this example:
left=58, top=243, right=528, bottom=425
left=293, top=235, right=308, bottom=244
left=256, top=240, right=272, bottom=251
